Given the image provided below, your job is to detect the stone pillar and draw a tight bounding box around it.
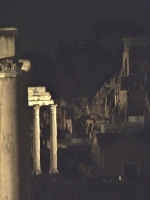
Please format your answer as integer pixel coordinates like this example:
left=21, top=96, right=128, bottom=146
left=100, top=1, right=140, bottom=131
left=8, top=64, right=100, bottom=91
left=0, top=62, right=31, bottom=200
left=61, top=106, right=66, bottom=129
left=33, top=104, right=42, bottom=175
left=114, top=86, right=117, bottom=106
left=104, top=95, right=108, bottom=117
left=49, top=104, right=59, bottom=174
left=123, top=39, right=130, bottom=77
left=28, top=87, right=54, bottom=176
left=100, top=123, right=105, bottom=133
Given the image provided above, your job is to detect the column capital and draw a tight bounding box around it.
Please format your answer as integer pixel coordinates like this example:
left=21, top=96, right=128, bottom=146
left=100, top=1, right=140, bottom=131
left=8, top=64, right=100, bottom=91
left=50, top=104, right=57, bottom=114
left=0, top=59, right=31, bottom=78
left=34, top=104, right=40, bottom=109
left=33, top=104, right=40, bottom=114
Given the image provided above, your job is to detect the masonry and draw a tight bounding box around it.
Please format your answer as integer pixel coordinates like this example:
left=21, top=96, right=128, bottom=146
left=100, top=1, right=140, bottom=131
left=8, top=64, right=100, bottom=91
left=0, top=28, right=31, bottom=200
left=28, top=86, right=59, bottom=175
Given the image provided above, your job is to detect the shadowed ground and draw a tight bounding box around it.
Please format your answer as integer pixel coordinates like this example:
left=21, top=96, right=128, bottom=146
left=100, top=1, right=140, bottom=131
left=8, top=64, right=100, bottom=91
left=31, top=175, right=147, bottom=200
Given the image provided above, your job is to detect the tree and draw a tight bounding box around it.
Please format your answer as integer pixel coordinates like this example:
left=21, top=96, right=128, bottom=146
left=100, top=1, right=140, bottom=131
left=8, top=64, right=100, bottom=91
left=90, top=19, right=144, bottom=58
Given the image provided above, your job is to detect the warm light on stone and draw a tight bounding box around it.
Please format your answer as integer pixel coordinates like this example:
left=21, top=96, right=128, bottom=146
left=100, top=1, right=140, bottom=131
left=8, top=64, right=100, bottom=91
left=28, top=87, right=59, bottom=175
left=33, top=104, right=42, bottom=175
left=0, top=28, right=18, bottom=59
left=49, top=104, right=59, bottom=174
left=0, top=27, right=31, bottom=200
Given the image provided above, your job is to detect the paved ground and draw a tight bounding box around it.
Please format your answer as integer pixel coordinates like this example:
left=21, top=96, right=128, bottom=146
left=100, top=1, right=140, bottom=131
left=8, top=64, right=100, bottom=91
left=31, top=175, right=146, bottom=200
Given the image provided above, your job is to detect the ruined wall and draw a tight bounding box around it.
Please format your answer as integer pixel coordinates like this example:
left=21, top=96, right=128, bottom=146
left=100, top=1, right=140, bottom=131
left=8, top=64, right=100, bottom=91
left=103, top=136, right=150, bottom=177
left=119, top=90, right=146, bottom=116
left=91, top=136, right=101, bottom=167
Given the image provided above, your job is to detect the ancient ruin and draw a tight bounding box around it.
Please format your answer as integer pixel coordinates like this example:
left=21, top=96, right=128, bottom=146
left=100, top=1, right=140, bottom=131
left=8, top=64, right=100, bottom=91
left=1, top=25, right=150, bottom=200
left=28, top=87, right=59, bottom=175
left=52, top=37, right=150, bottom=134
left=108, top=37, right=150, bottom=125
left=36, top=36, right=150, bottom=178
left=0, top=28, right=31, bottom=200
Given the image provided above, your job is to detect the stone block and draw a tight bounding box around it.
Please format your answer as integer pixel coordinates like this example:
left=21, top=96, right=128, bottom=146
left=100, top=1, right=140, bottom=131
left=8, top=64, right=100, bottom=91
left=28, top=95, right=51, bottom=101
left=0, top=28, right=17, bottom=59
left=28, top=87, right=46, bottom=93
left=37, top=92, right=51, bottom=96
left=28, top=99, right=54, bottom=106
left=28, top=92, right=51, bottom=96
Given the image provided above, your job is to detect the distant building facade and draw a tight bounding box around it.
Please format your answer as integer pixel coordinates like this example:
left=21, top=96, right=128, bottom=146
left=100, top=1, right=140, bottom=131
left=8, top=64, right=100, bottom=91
left=91, top=132, right=150, bottom=179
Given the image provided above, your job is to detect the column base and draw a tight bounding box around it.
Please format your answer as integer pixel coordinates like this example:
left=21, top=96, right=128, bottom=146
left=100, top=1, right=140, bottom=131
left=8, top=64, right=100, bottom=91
left=32, top=169, right=42, bottom=175
left=49, top=168, right=59, bottom=175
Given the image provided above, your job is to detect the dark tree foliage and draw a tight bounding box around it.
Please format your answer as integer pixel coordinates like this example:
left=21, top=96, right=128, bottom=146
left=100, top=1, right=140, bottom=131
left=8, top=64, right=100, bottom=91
left=89, top=19, right=144, bottom=69
left=20, top=51, right=58, bottom=98
left=20, top=19, right=144, bottom=100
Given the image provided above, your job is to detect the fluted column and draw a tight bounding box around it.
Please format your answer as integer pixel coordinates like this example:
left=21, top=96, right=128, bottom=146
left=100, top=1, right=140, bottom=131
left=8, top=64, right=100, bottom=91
left=33, top=104, right=42, bottom=175
left=49, top=104, right=59, bottom=174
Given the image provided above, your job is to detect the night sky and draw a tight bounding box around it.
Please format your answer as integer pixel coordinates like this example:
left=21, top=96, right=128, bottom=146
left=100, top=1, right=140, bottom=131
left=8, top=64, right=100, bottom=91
left=1, top=0, right=150, bottom=58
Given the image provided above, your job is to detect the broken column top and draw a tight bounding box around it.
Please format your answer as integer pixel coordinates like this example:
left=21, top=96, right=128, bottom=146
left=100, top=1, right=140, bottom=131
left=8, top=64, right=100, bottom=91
left=28, top=87, right=54, bottom=106
left=0, top=27, right=18, bottom=59
left=0, top=28, right=18, bottom=36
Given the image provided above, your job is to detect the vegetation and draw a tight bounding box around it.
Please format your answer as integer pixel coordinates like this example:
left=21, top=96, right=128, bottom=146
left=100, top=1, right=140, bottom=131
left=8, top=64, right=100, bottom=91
left=21, top=19, right=144, bottom=100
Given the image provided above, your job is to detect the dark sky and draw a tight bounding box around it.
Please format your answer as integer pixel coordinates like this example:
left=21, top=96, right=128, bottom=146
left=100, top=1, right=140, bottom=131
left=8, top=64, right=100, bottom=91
left=0, top=0, right=150, bottom=58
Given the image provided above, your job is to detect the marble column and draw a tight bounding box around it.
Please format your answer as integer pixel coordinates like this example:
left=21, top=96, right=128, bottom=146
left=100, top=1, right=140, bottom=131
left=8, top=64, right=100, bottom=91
left=0, top=65, right=31, bottom=200
left=33, top=104, right=42, bottom=175
left=49, top=104, right=59, bottom=174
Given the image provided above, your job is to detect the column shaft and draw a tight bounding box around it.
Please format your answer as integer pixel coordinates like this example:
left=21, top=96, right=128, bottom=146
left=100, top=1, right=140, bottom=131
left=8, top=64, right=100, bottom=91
left=0, top=77, right=31, bottom=200
left=49, top=104, right=59, bottom=174
left=33, top=105, right=41, bottom=175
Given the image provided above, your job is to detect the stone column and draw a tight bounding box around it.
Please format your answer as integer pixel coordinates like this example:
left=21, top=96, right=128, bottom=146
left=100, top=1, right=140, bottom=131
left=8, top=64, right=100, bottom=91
left=0, top=64, right=31, bottom=200
left=49, top=104, right=59, bottom=174
left=33, top=104, right=42, bottom=175
left=28, top=87, right=54, bottom=176
left=123, top=39, right=130, bottom=77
